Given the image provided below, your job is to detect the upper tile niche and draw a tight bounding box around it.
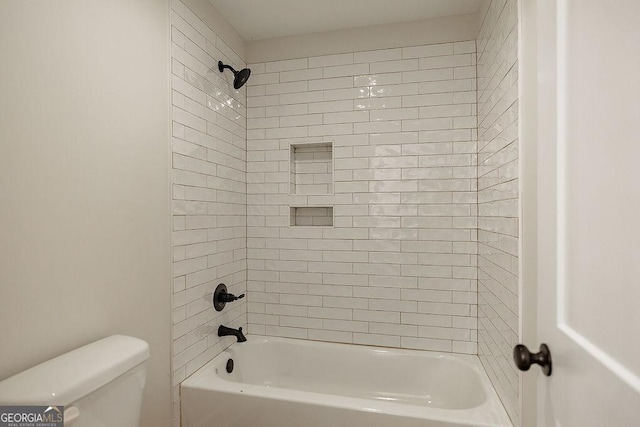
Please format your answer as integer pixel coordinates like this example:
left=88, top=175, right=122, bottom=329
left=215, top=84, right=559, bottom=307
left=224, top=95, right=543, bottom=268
left=290, top=142, right=333, bottom=195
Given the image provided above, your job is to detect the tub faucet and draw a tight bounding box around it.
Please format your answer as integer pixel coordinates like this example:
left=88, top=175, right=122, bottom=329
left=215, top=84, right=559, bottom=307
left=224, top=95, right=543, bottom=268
left=218, top=325, right=247, bottom=342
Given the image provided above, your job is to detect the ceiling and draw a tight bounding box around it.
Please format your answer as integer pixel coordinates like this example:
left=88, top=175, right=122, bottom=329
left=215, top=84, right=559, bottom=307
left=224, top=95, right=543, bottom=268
left=208, top=0, right=484, bottom=41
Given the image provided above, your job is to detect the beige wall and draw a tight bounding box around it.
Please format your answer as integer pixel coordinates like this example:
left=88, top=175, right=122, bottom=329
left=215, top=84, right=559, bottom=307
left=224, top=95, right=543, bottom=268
left=0, top=1, right=172, bottom=426
left=246, top=13, right=479, bottom=63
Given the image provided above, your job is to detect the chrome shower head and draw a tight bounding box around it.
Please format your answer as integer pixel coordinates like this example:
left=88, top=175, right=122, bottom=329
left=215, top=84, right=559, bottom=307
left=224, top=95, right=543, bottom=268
left=218, top=61, right=251, bottom=89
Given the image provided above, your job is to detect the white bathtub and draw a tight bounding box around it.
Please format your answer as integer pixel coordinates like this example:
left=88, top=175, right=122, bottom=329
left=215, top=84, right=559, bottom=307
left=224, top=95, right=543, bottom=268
left=181, top=336, right=512, bottom=427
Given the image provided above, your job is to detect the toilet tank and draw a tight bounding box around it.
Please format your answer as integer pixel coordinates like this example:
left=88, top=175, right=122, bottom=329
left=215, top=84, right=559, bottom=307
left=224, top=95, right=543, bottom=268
left=0, top=335, right=150, bottom=427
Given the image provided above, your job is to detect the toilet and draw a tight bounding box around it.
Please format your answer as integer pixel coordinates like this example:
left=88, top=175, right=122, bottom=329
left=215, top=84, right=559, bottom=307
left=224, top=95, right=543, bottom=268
left=0, top=335, right=150, bottom=427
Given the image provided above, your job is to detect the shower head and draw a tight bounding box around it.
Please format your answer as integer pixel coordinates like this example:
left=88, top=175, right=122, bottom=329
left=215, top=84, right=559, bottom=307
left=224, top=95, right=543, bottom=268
left=218, top=61, right=251, bottom=89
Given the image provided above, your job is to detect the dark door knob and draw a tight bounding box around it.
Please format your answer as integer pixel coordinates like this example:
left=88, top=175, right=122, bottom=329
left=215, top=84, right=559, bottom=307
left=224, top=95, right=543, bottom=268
left=513, top=343, right=552, bottom=376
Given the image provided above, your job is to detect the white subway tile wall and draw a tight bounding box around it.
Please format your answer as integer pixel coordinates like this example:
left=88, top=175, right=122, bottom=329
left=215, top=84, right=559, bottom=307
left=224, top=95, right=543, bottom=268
left=246, top=41, right=479, bottom=354
left=476, top=0, right=519, bottom=424
left=170, top=1, right=247, bottom=424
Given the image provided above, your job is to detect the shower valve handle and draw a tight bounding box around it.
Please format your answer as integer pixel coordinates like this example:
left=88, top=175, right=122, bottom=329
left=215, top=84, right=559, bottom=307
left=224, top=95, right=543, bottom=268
left=220, top=292, right=245, bottom=303
left=213, top=283, right=245, bottom=311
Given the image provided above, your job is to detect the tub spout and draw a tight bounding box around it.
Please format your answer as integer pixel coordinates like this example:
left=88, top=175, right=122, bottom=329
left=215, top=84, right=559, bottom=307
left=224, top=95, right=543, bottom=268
left=218, top=325, right=247, bottom=342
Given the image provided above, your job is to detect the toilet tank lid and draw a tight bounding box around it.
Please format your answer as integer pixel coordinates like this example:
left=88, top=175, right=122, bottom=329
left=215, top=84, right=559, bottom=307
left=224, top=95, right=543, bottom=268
left=0, top=335, right=149, bottom=406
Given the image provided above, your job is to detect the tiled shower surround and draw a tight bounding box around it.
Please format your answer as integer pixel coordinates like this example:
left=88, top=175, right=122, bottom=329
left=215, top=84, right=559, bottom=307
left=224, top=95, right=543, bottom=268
left=246, top=42, right=480, bottom=354
left=476, top=0, right=520, bottom=423
left=168, top=1, right=520, bottom=425
left=170, top=0, right=247, bottom=423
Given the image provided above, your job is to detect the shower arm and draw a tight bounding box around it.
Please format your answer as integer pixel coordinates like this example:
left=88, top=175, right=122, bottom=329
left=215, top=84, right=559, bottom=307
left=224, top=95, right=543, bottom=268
left=218, top=61, right=237, bottom=74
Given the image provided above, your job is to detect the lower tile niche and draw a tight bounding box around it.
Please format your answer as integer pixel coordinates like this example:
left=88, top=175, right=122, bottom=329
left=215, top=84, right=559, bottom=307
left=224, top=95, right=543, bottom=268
left=290, top=206, right=334, bottom=227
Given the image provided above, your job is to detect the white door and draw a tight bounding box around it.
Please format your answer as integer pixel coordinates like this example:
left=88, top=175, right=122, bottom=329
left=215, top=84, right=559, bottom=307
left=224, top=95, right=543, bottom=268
left=524, top=0, right=640, bottom=425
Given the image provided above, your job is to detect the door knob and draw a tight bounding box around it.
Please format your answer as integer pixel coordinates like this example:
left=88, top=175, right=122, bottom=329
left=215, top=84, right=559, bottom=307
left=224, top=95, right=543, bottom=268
left=513, top=343, right=552, bottom=376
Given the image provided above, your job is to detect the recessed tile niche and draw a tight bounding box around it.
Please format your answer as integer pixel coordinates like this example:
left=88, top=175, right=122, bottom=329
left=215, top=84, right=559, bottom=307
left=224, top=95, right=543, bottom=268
left=290, top=142, right=333, bottom=195
left=290, top=207, right=334, bottom=227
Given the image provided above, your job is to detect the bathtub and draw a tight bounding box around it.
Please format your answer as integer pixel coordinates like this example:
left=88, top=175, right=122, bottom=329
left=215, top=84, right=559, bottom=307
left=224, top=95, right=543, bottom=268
left=181, top=336, right=512, bottom=427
